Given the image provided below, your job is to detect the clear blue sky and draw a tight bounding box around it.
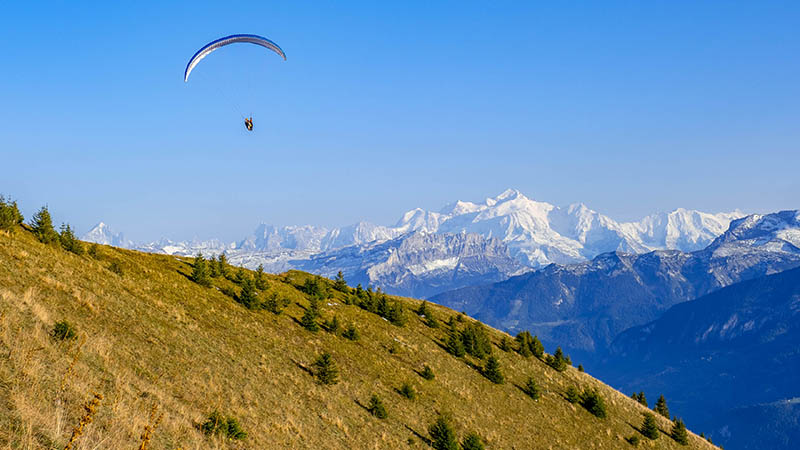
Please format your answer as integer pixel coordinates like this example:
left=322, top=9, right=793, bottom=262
left=2, top=1, right=798, bottom=242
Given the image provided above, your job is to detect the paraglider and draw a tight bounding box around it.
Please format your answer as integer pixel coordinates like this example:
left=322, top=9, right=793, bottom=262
left=184, top=34, right=286, bottom=83
left=184, top=34, right=285, bottom=131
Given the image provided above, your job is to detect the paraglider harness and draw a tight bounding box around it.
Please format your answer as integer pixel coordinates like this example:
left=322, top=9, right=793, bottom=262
left=244, top=117, right=254, bottom=131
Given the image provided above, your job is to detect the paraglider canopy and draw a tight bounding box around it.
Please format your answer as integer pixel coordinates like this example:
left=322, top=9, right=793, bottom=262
left=184, top=34, right=286, bottom=83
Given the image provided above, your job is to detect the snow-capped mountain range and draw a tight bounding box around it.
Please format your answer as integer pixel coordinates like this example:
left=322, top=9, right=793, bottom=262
left=83, top=188, right=744, bottom=297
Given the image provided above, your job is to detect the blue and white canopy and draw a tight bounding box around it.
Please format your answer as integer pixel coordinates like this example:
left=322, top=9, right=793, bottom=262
left=184, top=34, right=286, bottom=82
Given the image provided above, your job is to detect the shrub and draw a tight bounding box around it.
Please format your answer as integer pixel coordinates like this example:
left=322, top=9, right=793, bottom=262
left=108, top=261, right=124, bottom=276
left=30, top=206, right=59, bottom=245
left=200, top=411, right=247, bottom=440
left=523, top=376, right=540, bottom=400
left=578, top=364, right=584, bottom=372
left=428, top=414, right=458, bottom=450
left=461, top=432, right=485, bottom=450
left=483, top=356, right=504, bottom=384
left=399, top=383, right=415, bottom=400
left=342, top=324, right=359, bottom=341
left=580, top=388, right=607, bottom=419
left=420, top=365, right=435, bottom=380
left=626, top=435, right=640, bottom=446
left=671, top=418, right=689, bottom=445
left=312, top=352, right=339, bottom=385
left=641, top=412, right=659, bottom=440
left=87, top=243, right=100, bottom=259
left=52, top=320, right=77, bottom=341
left=565, top=386, right=580, bottom=403
left=654, top=394, right=670, bottom=418
left=367, top=394, right=388, bottom=419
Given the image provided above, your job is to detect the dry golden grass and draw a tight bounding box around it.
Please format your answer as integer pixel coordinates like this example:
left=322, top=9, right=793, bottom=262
left=0, top=226, right=719, bottom=449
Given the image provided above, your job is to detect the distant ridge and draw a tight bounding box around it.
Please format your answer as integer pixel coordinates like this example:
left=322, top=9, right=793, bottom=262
left=83, top=189, right=743, bottom=297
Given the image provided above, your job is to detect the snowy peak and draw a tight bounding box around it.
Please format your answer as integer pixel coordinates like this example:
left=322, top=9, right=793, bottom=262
left=624, top=208, right=745, bottom=252
left=82, top=222, right=130, bottom=247
left=707, top=210, right=800, bottom=255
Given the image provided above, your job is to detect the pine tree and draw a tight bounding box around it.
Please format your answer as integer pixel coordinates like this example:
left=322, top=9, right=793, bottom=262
left=333, top=271, right=348, bottom=292
left=312, top=352, right=339, bottom=385
left=547, top=347, right=568, bottom=372
left=641, top=412, right=659, bottom=440
left=301, top=307, right=319, bottom=332
left=399, top=382, right=415, bottom=400
left=234, top=268, right=245, bottom=284
left=191, top=253, right=211, bottom=287
left=670, top=418, right=689, bottom=445
left=516, top=331, right=533, bottom=357
left=417, top=300, right=431, bottom=317
left=0, top=196, right=22, bottom=232
left=386, top=301, right=406, bottom=326
left=420, top=365, right=435, bottom=380
left=654, top=395, right=670, bottom=418
left=324, top=315, right=340, bottom=334
left=254, top=264, right=267, bottom=289
left=461, top=323, right=492, bottom=359
left=30, top=206, right=59, bottom=245
left=217, top=252, right=228, bottom=278
left=636, top=392, right=648, bottom=407
left=446, top=332, right=466, bottom=357
left=580, top=388, right=607, bottom=419
left=238, top=277, right=259, bottom=309
left=483, top=355, right=504, bottom=384
left=530, top=335, right=544, bottom=358
left=523, top=376, right=540, bottom=400
left=425, top=312, right=440, bottom=328
left=208, top=255, right=219, bottom=277
left=342, top=324, right=359, bottom=341
left=461, top=432, right=485, bottom=450
left=366, top=394, right=388, bottom=419
left=428, top=414, right=458, bottom=450
left=59, top=223, right=84, bottom=255
left=565, top=386, right=580, bottom=403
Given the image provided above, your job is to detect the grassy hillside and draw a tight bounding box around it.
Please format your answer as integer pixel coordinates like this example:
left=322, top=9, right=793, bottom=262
left=0, top=225, right=717, bottom=449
